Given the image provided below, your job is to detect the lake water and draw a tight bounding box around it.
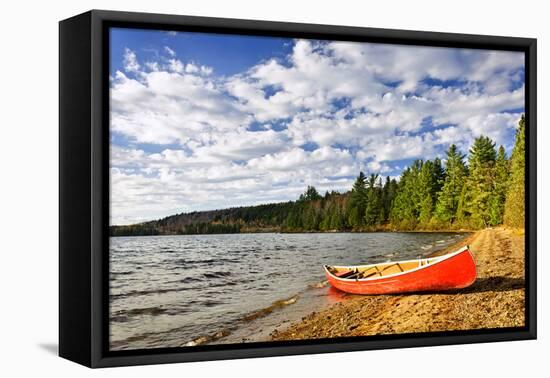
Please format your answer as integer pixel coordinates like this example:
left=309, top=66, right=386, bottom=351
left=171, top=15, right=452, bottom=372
left=109, top=232, right=468, bottom=350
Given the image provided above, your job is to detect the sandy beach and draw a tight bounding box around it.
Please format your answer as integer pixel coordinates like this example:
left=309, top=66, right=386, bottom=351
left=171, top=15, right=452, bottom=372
left=270, top=228, right=525, bottom=341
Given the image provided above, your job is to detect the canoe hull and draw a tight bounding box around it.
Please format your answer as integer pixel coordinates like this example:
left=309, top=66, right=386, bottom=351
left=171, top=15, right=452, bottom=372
left=325, top=248, right=477, bottom=295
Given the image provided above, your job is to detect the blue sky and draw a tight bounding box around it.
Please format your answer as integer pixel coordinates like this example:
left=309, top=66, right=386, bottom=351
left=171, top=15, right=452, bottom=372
left=109, top=27, right=525, bottom=225
left=110, top=28, right=293, bottom=77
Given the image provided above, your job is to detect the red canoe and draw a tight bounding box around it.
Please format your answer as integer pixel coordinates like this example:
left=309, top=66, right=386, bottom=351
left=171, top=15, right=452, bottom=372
left=324, top=245, right=476, bottom=295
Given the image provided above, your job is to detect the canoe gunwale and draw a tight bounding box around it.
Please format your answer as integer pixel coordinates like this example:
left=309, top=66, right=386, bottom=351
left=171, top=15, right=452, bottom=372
left=324, top=245, right=474, bottom=283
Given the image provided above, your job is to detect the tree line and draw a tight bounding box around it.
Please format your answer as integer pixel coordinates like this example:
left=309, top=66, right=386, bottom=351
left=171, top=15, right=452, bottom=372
left=110, top=116, right=525, bottom=236
left=110, top=201, right=294, bottom=236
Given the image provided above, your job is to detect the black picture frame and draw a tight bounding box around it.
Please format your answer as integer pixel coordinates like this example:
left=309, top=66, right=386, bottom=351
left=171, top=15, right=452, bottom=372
left=59, top=9, right=537, bottom=368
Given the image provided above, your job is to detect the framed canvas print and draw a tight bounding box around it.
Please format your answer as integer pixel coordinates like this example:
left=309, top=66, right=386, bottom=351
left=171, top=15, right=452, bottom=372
left=59, top=10, right=537, bottom=368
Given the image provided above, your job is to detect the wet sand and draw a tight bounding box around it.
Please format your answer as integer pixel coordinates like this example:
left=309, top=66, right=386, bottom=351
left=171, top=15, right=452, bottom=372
left=270, top=228, right=525, bottom=340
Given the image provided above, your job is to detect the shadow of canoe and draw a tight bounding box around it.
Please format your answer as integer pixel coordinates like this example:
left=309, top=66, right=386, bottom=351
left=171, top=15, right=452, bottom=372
left=445, top=276, right=525, bottom=295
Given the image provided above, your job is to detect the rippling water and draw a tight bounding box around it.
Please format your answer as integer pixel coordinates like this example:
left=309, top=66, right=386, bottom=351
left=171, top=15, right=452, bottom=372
left=109, top=232, right=468, bottom=350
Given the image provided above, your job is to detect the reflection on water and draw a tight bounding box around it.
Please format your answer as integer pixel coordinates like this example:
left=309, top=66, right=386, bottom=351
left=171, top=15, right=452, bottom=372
left=110, top=232, right=468, bottom=350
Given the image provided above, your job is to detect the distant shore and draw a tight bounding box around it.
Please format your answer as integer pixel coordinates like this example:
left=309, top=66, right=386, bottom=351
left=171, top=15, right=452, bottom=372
left=111, top=227, right=476, bottom=237
left=269, top=227, right=525, bottom=341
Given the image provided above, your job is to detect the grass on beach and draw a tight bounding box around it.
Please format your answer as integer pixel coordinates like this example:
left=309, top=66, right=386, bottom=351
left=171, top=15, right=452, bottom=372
left=270, top=227, right=525, bottom=340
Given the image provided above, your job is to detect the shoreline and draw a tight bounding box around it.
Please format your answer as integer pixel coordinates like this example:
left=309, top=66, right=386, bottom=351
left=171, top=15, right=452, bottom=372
left=269, top=227, right=525, bottom=341
left=110, top=228, right=476, bottom=237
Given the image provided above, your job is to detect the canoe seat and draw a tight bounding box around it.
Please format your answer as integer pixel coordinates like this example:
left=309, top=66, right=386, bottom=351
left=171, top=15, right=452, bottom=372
left=335, top=269, right=359, bottom=278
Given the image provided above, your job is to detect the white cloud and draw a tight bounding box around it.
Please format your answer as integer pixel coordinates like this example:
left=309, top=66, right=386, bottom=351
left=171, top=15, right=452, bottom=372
left=185, top=63, right=199, bottom=73
left=144, top=61, right=159, bottom=71
left=110, top=70, right=251, bottom=145
left=367, top=160, right=392, bottom=174
left=123, top=48, right=140, bottom=73
left=167, top=58, right=185, bottom=73
left=200, top=65, right=213, bottom=76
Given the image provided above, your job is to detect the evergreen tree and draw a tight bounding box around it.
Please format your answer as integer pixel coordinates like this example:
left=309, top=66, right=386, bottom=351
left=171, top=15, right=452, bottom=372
left=464, top=135, right=497, bottom=227
left=364, top=174, right=382, bottom=226
left=329, top=203, right=345, bottom=229
left=418, top=160, right=437, bottom=225
left=299, top=185, right=322, bottom=201
left=347, top=207, right=361, bottom=228
left=432, top=157, right=445, bottom=194
left=303, top=205, right=320, bottom=230
left=435, top=144, right=468, bottom=224
left=347, top=172, right=368, bottom=228
left=319, top=204, right=331, bottom=231
left=489, top=145, right=509, bottom=225
left=285, top=202, right=304, bottom=229
left=390, top=162, right=423, bottom=228
left=456, top=183, right=468, bottom=224
left=381, top=176, right=398, bottom=222
left=504, top=115, right=526, bottom=228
